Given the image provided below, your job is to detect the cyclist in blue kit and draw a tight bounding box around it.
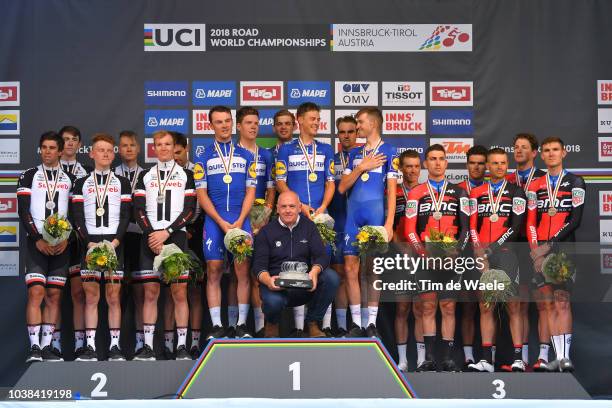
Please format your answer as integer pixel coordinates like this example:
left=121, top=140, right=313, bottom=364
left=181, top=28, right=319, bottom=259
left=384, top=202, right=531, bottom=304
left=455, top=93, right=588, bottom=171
left=338, top=107, right=399, bottom=338
left=195, top=105, right=257, bottom=340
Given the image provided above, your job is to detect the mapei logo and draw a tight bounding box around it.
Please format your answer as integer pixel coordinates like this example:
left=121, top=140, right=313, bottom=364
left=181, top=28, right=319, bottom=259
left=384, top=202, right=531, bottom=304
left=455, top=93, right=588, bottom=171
left=240, top=81, right=284, bottom=106
left=419, top=25, right=472, bottom=51
left=145, top=110, right=188, bottom=134
left=192, top=81, right=236, bottom=106
left=430, top=138, right=473, bottom=163
left=429, top=110, right=473, bottom=134
left=0, top=193, right=17, bottom=218
left=382, top=82, right=425, bottom=106
left=145, top=81, right=188, bottom=105
left=287, top=81, right=331, bottom=106
left=255, top=109, right=278, bottom=135
left=334, top=82, right=378, bottom=106
left=0, top=110, right=19, bottom=135
left=144, top=24, right=206, bottom=52
left=0, top=82, right=19, bottom=106
left=430, top=82, right=473, bottom=106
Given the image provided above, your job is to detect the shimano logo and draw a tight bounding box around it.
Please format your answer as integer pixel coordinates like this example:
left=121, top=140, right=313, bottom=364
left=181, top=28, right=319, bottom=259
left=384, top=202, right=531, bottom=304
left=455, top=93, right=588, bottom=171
left=147, top=90, right=186, bottom=97
left=432, top=118, right=471, bottom=126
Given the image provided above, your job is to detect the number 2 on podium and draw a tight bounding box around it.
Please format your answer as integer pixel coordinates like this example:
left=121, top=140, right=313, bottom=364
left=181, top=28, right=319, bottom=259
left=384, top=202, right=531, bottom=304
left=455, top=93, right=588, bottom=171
left=289, top=362, right=301, bottom=391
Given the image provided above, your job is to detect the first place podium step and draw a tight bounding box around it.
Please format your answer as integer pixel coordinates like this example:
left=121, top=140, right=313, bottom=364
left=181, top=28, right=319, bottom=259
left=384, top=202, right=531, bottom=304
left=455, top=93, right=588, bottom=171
left=10, top=339, right=590, bottom=400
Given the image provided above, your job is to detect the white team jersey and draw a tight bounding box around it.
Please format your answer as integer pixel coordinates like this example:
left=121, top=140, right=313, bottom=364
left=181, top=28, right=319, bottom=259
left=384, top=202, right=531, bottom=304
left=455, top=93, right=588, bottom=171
left=134, top=160, right=196, bottom=231
left=115, top=164, right=143, bottom=233
left=61, top=159, right=90, bottom=179
left=17, top=165, right=74, bottom=233
left=72, top=171, right=132, bottom=235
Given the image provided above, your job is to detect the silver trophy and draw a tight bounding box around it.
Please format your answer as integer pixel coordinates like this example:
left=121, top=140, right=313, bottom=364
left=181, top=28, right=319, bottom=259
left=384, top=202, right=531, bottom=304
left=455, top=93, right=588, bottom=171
left=277, top=261, right=313, bottom=289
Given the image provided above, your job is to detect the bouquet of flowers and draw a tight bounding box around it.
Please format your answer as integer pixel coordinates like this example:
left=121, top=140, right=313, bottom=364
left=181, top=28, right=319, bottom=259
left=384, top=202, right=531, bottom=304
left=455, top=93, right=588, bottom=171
left=42, top=213, right=72, bottom=246
left=424, top=228, right=458, bottom=258
left=223, top=228, right=253, bottom=264
left=250, top=198, right=272, bottom=235
left=85, top=240, right=119, bottom=281
left=479, top=269, right=516, bottom=308
left=542, top=252, right=575, bottom=285
left=352, top=225, right=389, bottom=256
left=313, top=213, right=336, bottom=252
left=186, top=249, right=205, bottom=286
left=153, top=244, right=192, bottom=284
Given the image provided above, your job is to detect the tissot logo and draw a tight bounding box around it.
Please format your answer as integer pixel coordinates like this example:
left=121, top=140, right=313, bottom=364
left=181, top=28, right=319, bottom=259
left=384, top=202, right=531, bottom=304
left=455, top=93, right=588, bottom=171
left=381, top=82, right=425, bottom=106
left=144, top=24, right=206, bottom=52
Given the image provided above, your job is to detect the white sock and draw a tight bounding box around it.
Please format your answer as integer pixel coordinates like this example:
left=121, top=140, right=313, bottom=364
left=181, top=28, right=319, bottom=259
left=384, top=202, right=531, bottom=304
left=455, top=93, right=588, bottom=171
left=367, top=306, right=378, bottom=327
left=522, top=344, right=529, bottom=362
left=397, top=343, right=408, bottom=366
left=41, top=324, right=55, bottom=347
left=52, top=330, right=62, bottom=351
left=563, top=333, right=572, bottom=359
left=143, top=324, right=155, bottom=348
left=86, top=329, right=96, bottom=350
left=228, top=305, right=239, bottom=328
left=293, top=305, right=305, bottom=330
left=27, top=325, right=40, bottom=347
left=360, top=307, right=369, bottom=329
left=349, top=304, right=361, bottom=327
left=492, top=345, right=496, bottom=363
left=416, top=342, right=426, bottom=366
left=135, top=331, right=144, bottom=351
left=322, top=305, right=332, bottom=329
left=551, top=335, right=563, bottom=360
left=191, top=330, right=201, bottom=349
left=164, top=330, right=175, bottom=350
left=177, top=327, right=187, bottom=347
left=335, top=308, right=347, bottom=330
left=209, top=306, right=222, bottom=327
left=254, top=307, right=265, bottom=332
left=110, top=329, right=120, bottom=348
left=75, top=330, right=85, bottom=350
left=237, top=304, right=249, bottom=326
left=463, top=345, right=474, bottom=362
left=538, top=343, right=550, bottom=362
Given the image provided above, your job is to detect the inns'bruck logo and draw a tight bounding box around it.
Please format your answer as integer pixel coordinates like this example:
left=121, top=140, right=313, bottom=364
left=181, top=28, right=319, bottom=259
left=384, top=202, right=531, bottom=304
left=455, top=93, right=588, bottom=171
left=144, top=24, right=206, bottom=52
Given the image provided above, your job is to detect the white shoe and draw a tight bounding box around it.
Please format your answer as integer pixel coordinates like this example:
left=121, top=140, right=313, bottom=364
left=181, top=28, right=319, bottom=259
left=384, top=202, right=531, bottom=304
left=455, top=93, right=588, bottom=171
left=397, top=361, right=408, bottom=372
left=511, top=359, right=526, bottom=372
left=467, top=360, right=494, bottom=373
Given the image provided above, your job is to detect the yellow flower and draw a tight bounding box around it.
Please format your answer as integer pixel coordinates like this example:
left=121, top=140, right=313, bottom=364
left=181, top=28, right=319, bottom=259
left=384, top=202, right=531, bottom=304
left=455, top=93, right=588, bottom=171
left=442, top=235, right=454, bottom=243
left=254, top=198, right=266, bottom=206
left=356, top=231, right=370, bottom=243
left=58, top=220, right=68, bottom=229
left=96, top=256, right=108, bottom=266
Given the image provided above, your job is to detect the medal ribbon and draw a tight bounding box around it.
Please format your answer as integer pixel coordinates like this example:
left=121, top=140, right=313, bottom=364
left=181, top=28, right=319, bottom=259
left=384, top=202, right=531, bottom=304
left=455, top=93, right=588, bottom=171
left=94, top=171, right=113, bottom=215
left=214, top=141, right=235, bottom=178
left=42, top=166, right=62, bottom=208
left=298, top=137, right=317, bottom=176
left=156, top=162, right=177, bottom=199
left=426, top=180, right=448, bottom=216
left=487, top=180, right=507, bottom=217
left=545, top=169, right=565, bottom=212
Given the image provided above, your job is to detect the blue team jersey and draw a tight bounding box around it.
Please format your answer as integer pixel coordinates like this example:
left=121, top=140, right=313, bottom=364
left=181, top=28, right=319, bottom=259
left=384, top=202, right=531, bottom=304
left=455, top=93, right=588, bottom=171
left=275, top=139, right=335, bottom=209
left=194, top=140, right=256, bottom=212
left=344, top=142, right=399, bottom=205
left=328, top=150, right=350, bottom=230
left=244, top=145, right=274, bottom=200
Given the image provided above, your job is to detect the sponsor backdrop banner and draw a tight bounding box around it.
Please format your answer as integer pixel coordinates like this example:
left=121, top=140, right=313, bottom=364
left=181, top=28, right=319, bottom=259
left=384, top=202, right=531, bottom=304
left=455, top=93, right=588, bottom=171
left=1, top=0, right=612, bottom=396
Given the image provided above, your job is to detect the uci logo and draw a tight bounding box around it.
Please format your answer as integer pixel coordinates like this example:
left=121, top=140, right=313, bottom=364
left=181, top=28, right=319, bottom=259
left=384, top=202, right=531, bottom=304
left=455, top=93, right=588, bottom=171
left=144, top=24, right=206, bottom=52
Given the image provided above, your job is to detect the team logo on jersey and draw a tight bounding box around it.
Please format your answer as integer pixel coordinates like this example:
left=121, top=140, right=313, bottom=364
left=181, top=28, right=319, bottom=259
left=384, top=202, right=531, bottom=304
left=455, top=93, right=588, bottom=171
left=248, top=162, right=257, bottom=179
left=329, top=161, right=335, bottom=175
left=572, top=188, right=585, bottom=207
left=459, top=197, right=471, bottom=216
left=193, top=163, right=205, bottom=180
left=405, top=200, right=418, bottom=218
left=392, top=157, right=399, bottom=171
left=275, top=161, right=287, bottom=177
left=526, top=191, right=537, bottom=210
left=512, top=197, right=526, bottom=215
left=469, top=198, right=477, bottom=216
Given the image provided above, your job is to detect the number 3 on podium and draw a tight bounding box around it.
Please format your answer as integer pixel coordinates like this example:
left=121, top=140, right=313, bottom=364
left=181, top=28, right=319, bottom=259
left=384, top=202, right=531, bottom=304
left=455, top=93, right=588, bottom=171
left=492, top=379, right=506, bottom=399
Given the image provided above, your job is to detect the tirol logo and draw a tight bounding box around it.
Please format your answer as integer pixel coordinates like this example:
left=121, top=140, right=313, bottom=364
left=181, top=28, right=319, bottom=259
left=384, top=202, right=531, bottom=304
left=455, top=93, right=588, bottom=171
left=429, top=110, right=473, bottom=134
left=0, top=82, right=19, bottom=106
left=0, top=193, right=17, bottom=218
left=419, top=25, right=471, bottom=51
left=240, top=81, right=283, bottom=106
left=381, top=82, right=425, bottom=106
left=0, top=110, right=19, bottom=134
left=287, top=81, right=331, bottom=106
left=144, top=24, right=206, bottom=52
left=382, top=110, right=426, bottom=134
left=192, top=81, right=236, bottom=106
left=599, top=191, right=612, bottom=216
left=430, top=82, right=473, bottom=106
left=335, top=82, right=378, bottom=106
left=192, top=109, right=236, bottom=135
left=430, top=138, right=473, bottom=163
left=145, top=110, right=188, bottom=134
left=145, top=81, right=189, bottom=106
left=598, top=137, right=612, bottom=162
left=289, top=109, right=331, bottom=135
left=598, top=80, right=612, bottom=105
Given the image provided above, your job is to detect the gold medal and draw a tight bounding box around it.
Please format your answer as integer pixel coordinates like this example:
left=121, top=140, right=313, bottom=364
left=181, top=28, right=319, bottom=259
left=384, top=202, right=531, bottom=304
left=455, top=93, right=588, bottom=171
left=223, top=174, right=233, bottom=184
left=361, top=173, right=370, bottom=182
left=308, top=172, right=317, bottom=182
left=96, top=207, right=105, bottom=217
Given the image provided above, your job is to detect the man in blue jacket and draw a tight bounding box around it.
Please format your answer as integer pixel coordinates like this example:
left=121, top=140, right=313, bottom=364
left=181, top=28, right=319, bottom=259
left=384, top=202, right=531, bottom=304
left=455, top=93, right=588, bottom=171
left=252, top=191, right=339, bottom=337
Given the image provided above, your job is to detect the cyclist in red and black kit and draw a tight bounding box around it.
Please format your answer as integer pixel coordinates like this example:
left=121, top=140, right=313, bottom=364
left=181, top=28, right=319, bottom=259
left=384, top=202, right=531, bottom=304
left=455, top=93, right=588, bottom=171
left=402, top=144, right=470, bottom=372
left=506, top=133, right=550, bottom=371
left=468, top=148, right=527, bottom=372
left=457, top=145, right=487, bottom=371
left=526, top=137, right=585, bottom=373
